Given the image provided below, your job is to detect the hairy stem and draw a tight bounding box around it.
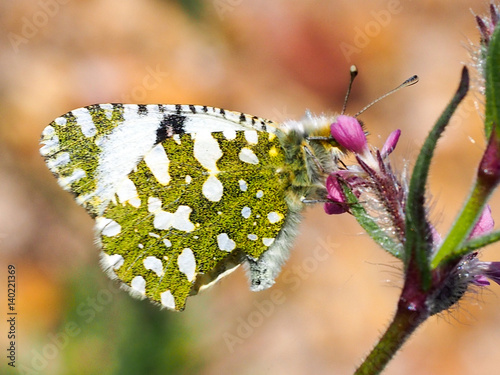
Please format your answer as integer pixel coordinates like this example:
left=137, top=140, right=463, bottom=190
left=354, top=304, right=427, bottom=375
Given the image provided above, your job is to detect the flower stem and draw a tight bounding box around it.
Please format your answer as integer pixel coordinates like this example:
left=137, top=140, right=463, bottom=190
left=354, top=301, right=427, bottom=375
left=431, top=180, right=490, bottom=267
left=432, top=128, right=500, bottom=268
left=457, top=229, right=500, bottom=255
left=356, top=246, right=431, bottom=374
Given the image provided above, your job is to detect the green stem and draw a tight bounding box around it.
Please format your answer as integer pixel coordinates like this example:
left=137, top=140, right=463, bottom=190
left=457, top=229, right=500, bottom=255
left=354, top=304, right=427, bottom=375
left=431, top=181, right=490, bottom=268
left=431, top=127, right=500, bottom=268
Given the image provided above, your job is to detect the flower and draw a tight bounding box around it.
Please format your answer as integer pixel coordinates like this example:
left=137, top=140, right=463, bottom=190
left=325, top=116, right=406, bottom=246
left=472, top=4, right=500, bottom=97
left=324, top=174, right=347, bottom=215
left=330, top=115, right=368, bottom=155
left=476, top=4, right=499, bottom=46
left=325, top=112, right=500, bottom=303
left=323, top=170, right=360, bottom=215
left=381, top=129, right=401, bottom=158
left=469, top=205, right=494, bottom=238
left=455, top=205, right=500, bottom=287
left=477, top=261, right=500, bottom=285
left=425, top=205, right=498, bottom=315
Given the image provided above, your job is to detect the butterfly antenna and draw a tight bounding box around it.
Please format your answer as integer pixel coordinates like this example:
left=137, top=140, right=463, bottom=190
left=354, top=75, right=419, bottom=117
left=341, top=65, right=359, bottom=115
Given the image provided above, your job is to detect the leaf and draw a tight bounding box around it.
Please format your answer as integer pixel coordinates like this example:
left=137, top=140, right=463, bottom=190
left=405, top=68, right=469, bottom=287
left=485, top=22, right=500, bottom=137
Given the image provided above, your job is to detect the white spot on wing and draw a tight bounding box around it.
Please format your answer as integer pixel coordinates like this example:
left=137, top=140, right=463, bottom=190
left=223, top=129, right=237, bottom=140
left=96, top=217, right=122, bottom=237
left=247, top=234, right=258, bottom=241
left=147, top=197, right=195, bottom=232
left=263, top=238, right=275, bottom=247
left=156, top=208, right=194, bottom=231
left=42, top=126, right=55, bottom=137
left=40, top=132, right=60, bottom=156
left=202, top=175, right=223, bottom=202
left=55, top=117, right=67, bottom=126
left=193, top=131, right=222, bottom=172
left=148, top=197, right=162, bottom=212
left=217, top=233, right=236, bottom=252
left=58, top=169, right=86, bottom=190
left=102, top=253, right=124, bottom=270
left=99, top=104, right=114, bottom=119
left=256, top=190, right=264, bottom=198
left=178, top=248, right=196, bottom=282
left=161, top=290, right=176, bottom=309
left=241, top=206, right=251, bottom=219
left=116, top=177, right=141, bottom=207
left=239, top=179, right=248, bottom=192
left=144, top=144, right=170, bottom=185
left=143, top=256, right=164, bottom=277
left=244, top=130, right=258, bottom=144
left=267, top=211, right=282, bottom=224
left=239, top=147, right=259, bottom=164
left=99, top=103, right=113, bottom=110
left=131, top=276, right=146, bottom=295
left=72, top=108, right=97, bottom=137
left=47, top=152, right=70, bottom=170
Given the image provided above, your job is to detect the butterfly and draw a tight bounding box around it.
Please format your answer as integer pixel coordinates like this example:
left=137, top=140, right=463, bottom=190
left=40, top=103, right=343, bottom=310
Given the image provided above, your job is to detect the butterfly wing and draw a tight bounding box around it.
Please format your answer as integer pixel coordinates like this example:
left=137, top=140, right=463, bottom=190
left=40, top=104, right=298, bottom=310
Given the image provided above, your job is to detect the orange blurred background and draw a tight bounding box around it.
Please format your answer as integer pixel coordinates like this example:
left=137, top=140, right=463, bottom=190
left=1, top=0, right=500, bottom=374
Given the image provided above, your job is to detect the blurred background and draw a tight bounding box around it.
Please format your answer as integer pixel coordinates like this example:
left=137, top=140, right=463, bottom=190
left=1, top=0, right=500, bottom=374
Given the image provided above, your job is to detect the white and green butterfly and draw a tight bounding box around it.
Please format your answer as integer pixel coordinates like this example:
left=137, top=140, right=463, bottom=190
left=40, top=103, right=342, bottom=310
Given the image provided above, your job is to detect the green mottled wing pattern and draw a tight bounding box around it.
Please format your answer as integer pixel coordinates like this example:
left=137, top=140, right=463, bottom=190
left=99, top=131, right=292, bottom=310
left=40, top=104, right=299, bottom=311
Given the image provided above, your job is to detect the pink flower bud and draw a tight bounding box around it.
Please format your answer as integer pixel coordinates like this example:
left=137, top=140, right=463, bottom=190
left=381, top=129, right=401, bottom=158
left=469, top=205, right=494, bottom=238
left=324, top=174, right=348, bottom=215
left=330, top=115, right=367, bottom=154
